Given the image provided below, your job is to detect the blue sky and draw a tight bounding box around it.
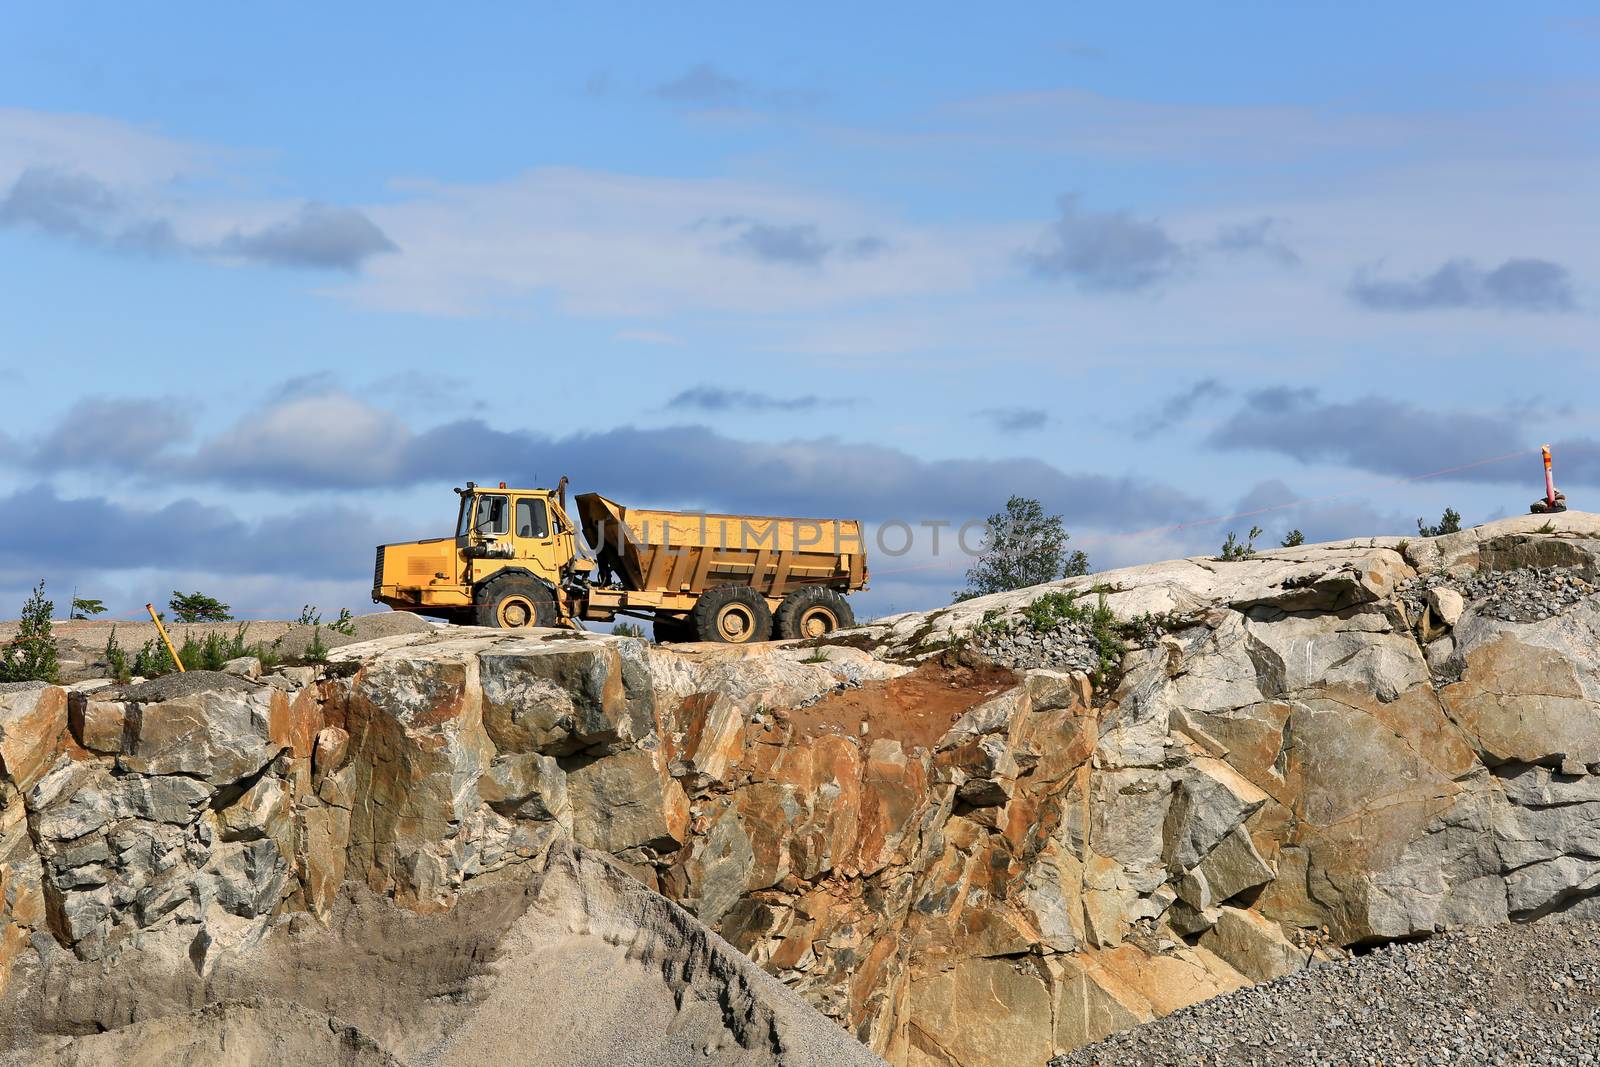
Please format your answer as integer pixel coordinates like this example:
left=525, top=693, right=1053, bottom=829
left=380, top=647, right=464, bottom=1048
left=2, top=3, right=1597, bottom=621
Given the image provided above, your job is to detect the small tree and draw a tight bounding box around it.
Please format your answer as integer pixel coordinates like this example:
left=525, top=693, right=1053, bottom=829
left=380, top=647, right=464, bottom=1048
left=169, top=591, right=233, bottom=623
left=70, top=596, right=107, bottom=620
left=1281, top=529, right=1305, bottom=548
left=104, top=627, right=131, bottom=684
left=1417, top=508, right=1463, bottom=538
left=1, top=580, right=60, bottom=683
left=1218, top=526, right=1263, bottom=562
left=956, top=496, right=1088, bottom=601
left=132, top=639, right=175, bottom=678
left=305, top=625, right=329, bottom=664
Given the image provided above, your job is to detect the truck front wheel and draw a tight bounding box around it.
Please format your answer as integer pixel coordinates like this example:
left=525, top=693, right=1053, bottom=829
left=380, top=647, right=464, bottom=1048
left=476, top=577, right=558, bottom=629
left=775, top=586, right=855, bottom=639
left=691, top=585, right=772, bottom=644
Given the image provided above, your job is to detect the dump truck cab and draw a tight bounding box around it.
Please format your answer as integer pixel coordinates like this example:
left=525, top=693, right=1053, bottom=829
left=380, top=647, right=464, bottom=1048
left=374, top=481, right=589, bottom=626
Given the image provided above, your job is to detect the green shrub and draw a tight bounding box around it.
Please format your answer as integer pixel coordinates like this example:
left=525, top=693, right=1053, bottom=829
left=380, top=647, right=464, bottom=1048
left=104, top=627, right=131, bottom=684
left=1280, top=529, right=1305, bottom=548
left=611, top=620, right=645, bottom=638
left=132, top=638, right=175, bottom=679
left=226, top=623, right=250, bottom=659
left=0, top=580, right=59, bottom=683
left=329, top=608, right=356, bottom=636
left=1417, top=508, right=1462, bottom=538
left=1218, top=526, right=1263, bottom=562
left=1084, top=591, right=1127, bottom=687
left=71, top=596, right=108, bottom=619
left=1020, top=589, right=1090, bottom=632
left=305, top=625, right=329, bottom=664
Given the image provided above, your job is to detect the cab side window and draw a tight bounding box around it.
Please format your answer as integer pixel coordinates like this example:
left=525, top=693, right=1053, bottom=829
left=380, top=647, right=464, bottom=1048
left=475, top=495, right=509, bottom=536
left=516, top=498, right=550, bottom=539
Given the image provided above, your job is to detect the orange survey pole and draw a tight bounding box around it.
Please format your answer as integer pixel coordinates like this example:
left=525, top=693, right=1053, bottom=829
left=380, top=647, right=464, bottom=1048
left=145, top=603, right=185, bottom=672
left=1543, top=445, right=1557, bottom=508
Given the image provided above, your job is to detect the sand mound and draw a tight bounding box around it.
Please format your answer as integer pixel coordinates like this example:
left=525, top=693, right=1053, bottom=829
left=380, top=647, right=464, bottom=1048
left=9, top=999, right=398, bottom=1067
left=0, top=842, right=883, bottom=1067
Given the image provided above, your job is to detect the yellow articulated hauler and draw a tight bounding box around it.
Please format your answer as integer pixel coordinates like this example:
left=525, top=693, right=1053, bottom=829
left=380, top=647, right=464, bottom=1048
left=373, top=479, right=869, bottom=644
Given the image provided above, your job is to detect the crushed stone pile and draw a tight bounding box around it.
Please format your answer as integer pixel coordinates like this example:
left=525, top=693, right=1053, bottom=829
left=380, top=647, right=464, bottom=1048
left=1052, top=920, right=1600, bottom=1067
left=970, top=617, right=1103, bottom=674
left=1400, top=566, right=1597, bottom=623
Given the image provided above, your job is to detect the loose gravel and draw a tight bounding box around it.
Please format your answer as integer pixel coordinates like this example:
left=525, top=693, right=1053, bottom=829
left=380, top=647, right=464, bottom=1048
left=972, top=619, right=1104, bottom=674
left=1400, top=567, right=1597, bottom=624
left=1053, top=920, right=1600, bottom=1067
left=108, top=670, right=261, bottom=703
left=269, top=611, right=433, bottom=658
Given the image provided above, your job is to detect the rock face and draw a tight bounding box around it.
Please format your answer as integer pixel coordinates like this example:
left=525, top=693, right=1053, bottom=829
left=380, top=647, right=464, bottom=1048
left=5, top=512, right=1600, bottom=1065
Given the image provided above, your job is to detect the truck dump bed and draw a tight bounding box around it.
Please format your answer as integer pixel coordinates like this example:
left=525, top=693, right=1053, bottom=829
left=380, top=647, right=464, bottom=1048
left=575, top=493, right=867, bottom=598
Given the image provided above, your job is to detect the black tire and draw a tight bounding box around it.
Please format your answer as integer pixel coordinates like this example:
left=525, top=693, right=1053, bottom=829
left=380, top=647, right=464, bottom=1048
left=689, top=585, right=772, bottom=645
left=474, top=576, right=559, bottom=629
left=774, top=586, right=855, bottom=640
left=652, top=616, right=692, bottom=643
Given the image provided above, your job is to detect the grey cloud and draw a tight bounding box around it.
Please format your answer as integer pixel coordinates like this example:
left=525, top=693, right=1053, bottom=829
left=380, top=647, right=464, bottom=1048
left=0, top=167, right=117, bottom=238
left=1528, top=439, right=1600, bottom=489
left=1141, top=378, right=1230, bottom=432
left=730, top=222, right=830, bottom=266
left=1350, top=257, right=1577, bottom=312
left=29, top=396, right=194, bottom=469
left=0, top=484, right=394, bottom=582
left=978, top=407, right=1049, bottom=432
left=711, top=217, right=887, bottom=268
left=667, top=386, right=832, bottom=413
left=1208, top=388, right=1529, bottom=480
left=0, top=168, right=396, bottom=272
left=1211, top=217, right=1299, bottom=266
left=0, top=167, right=179, bottom=255
left=217, top=202, right=399, bottom=272
left=1021, top=195, right=1182, bottom=291
left=655, top=63, right=745, bottom=104
left=1227, top=479, right=1415, bottom=543
left=652, top=64, right=822, bottom=110
left=10, top=388, right=1207, bottom=528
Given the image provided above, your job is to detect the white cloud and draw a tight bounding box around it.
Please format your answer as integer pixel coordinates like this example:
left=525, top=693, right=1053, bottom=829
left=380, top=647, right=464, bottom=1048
left=335, top=167, right=993, bottom=317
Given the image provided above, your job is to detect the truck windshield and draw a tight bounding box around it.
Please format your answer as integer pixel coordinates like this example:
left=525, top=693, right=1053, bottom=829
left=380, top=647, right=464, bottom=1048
left=474, top=494, right=510, bottom=536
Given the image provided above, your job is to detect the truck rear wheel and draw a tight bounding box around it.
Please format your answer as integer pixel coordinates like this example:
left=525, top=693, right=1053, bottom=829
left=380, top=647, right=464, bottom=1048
left=691, top=585, right=772, bottom=644
left=475, top=576, right=558, bottom=629
left=775, top=586, right=854, bottom=640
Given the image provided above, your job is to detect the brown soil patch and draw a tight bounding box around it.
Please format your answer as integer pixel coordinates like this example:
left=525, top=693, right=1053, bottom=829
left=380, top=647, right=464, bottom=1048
left=779, top=659, right=1018, bottom=751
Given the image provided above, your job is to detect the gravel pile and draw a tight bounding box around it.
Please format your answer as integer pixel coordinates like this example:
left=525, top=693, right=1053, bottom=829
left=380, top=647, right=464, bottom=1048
left=972, top=620, right=1103, bottom=674
left=1053, top=920, right=1600, bottom=1067
left=1400, top=567, right=1596, bottom=624
left=270, top=611, right=434, bottom=658
left=108, top=670, right=260, bottom=703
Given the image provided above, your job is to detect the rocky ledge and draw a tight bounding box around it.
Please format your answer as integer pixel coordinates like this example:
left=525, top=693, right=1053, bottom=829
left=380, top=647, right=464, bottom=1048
left=4, top=512, right=1600, bottom=1065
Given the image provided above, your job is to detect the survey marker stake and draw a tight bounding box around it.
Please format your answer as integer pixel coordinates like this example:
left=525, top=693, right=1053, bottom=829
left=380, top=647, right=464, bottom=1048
left=1531, top=445, right=1568, bottom=515
left=146, top=602, right=186, bottom=673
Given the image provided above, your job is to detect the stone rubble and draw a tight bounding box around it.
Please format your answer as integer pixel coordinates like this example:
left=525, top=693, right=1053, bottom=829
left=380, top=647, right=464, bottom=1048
left=1051, top=919, right=1600, bottom=1066
left=1399, top=566, right=1597, bottom=625
left=970, top=617, right=1104, bottom=675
